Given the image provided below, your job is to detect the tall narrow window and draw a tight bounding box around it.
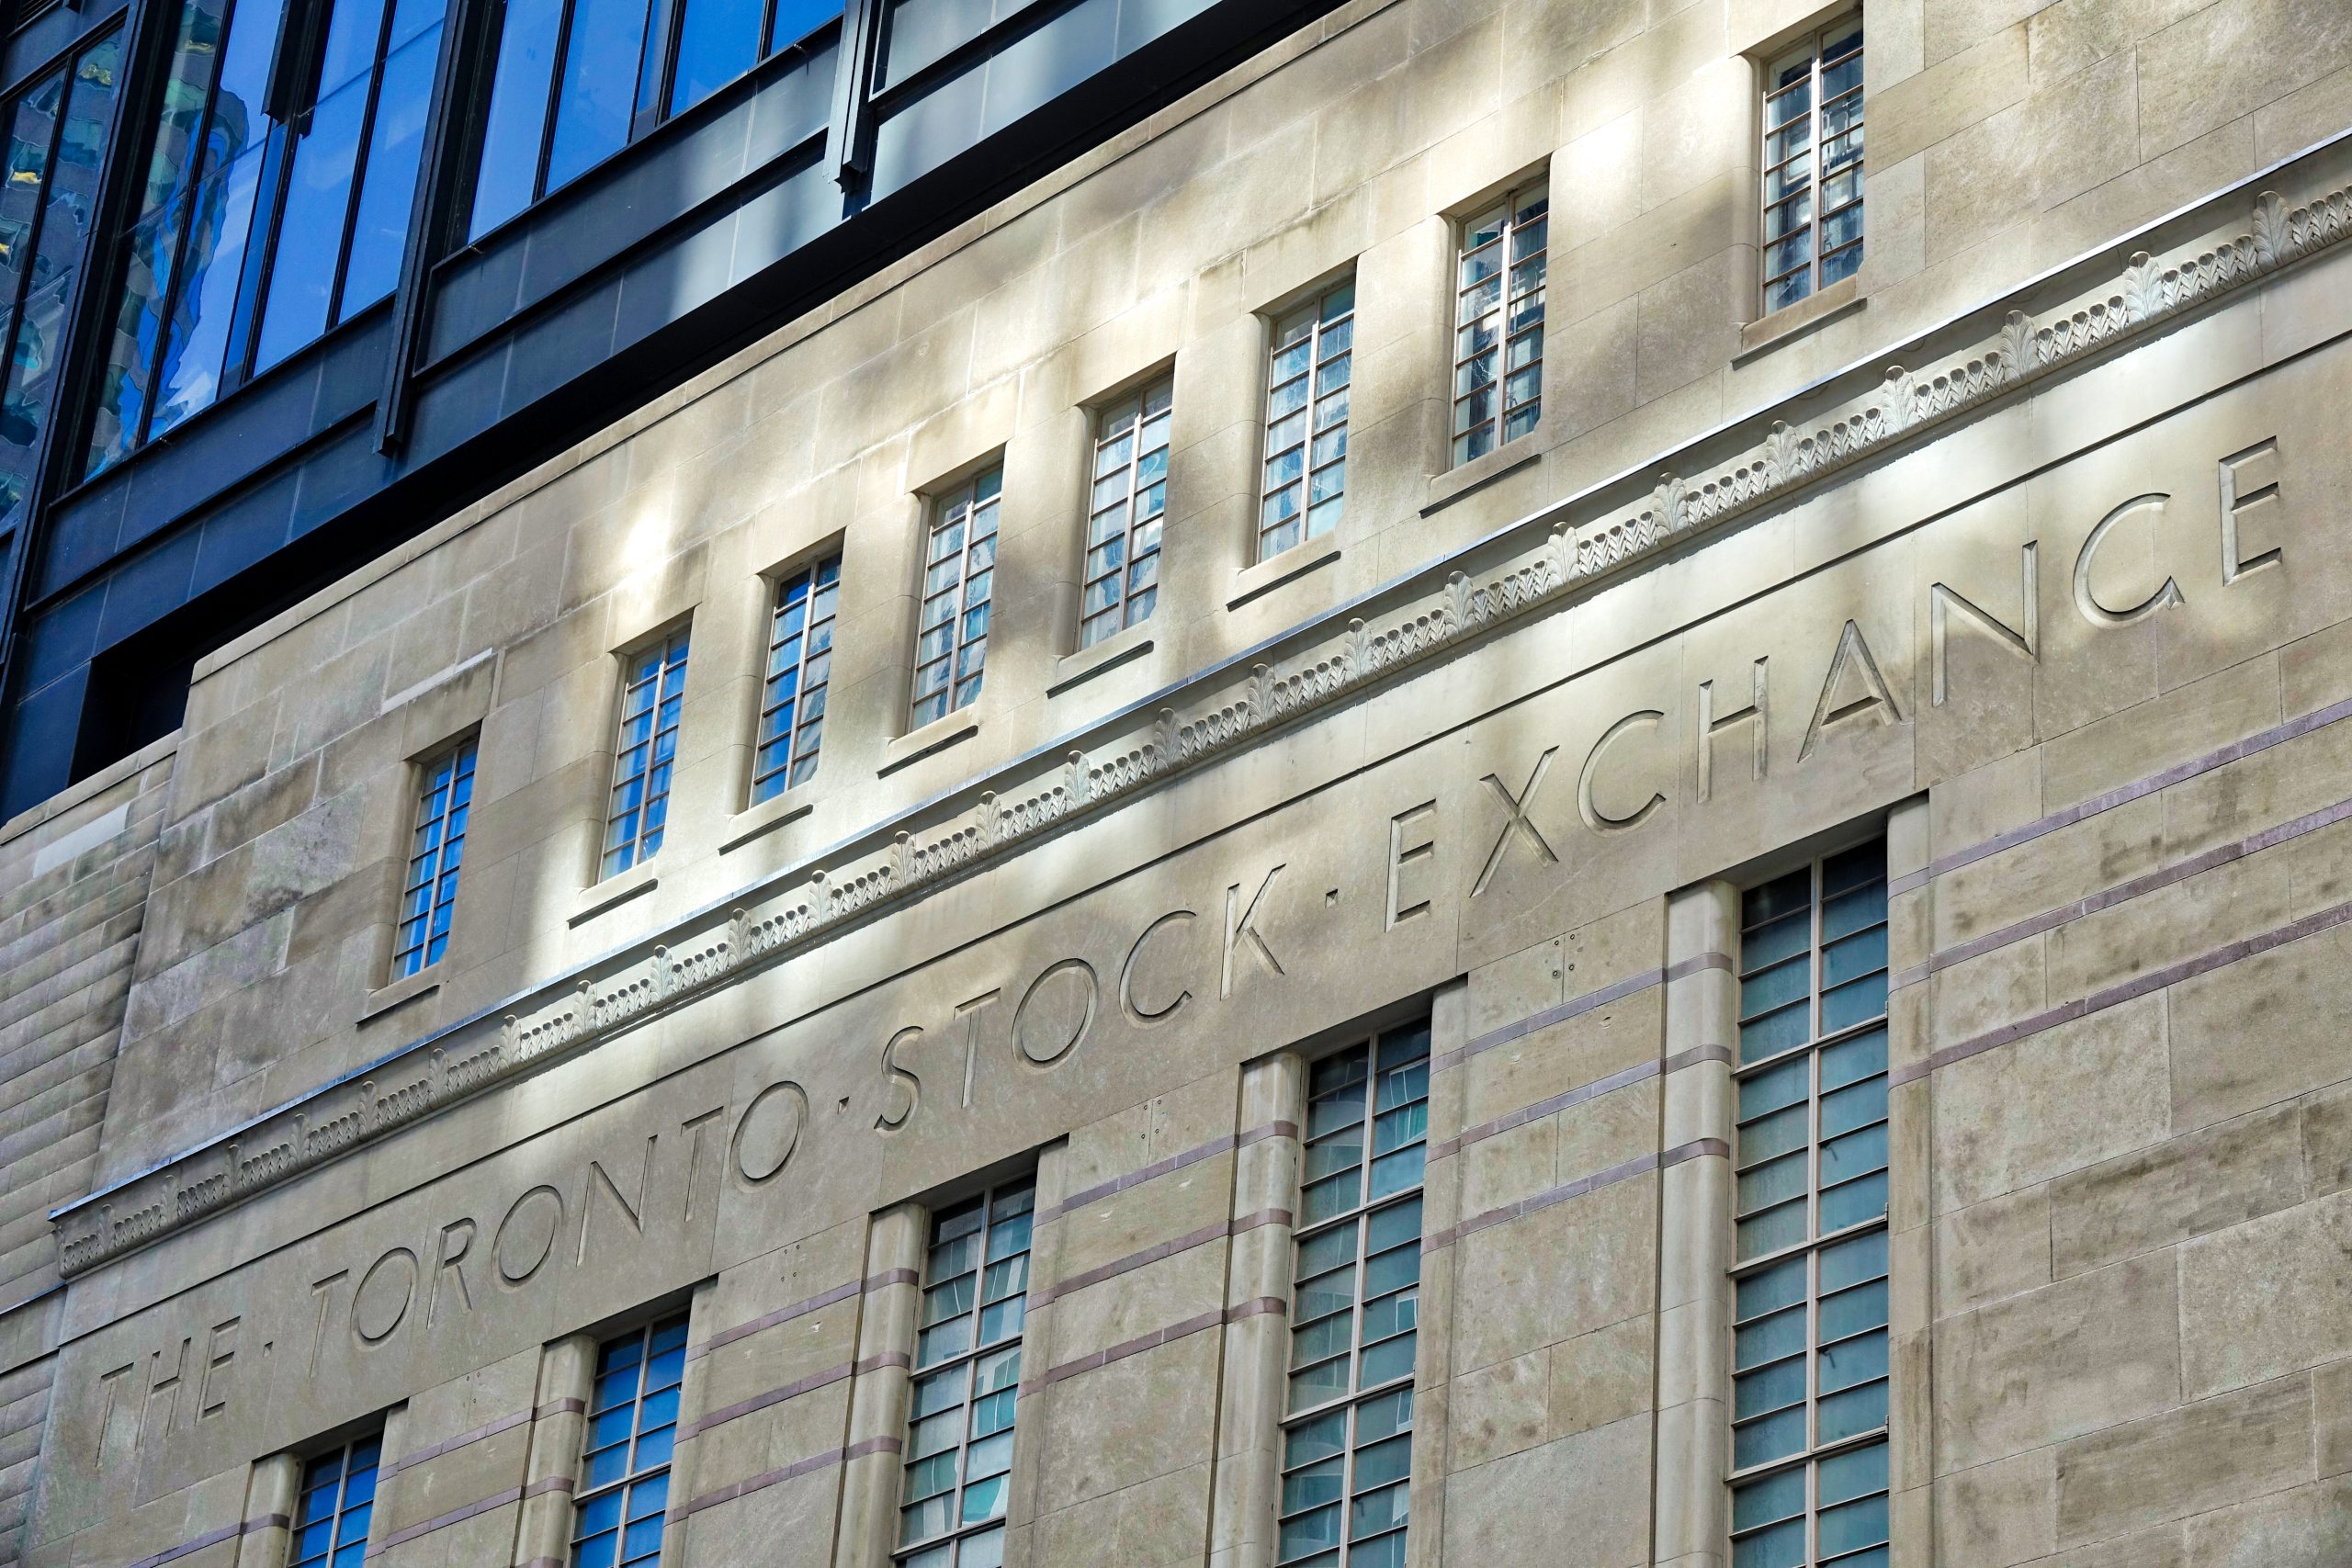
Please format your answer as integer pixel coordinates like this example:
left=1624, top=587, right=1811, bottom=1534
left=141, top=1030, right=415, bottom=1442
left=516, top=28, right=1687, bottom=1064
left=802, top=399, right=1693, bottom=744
left=572, top=1314, right=687, bottom=1568
left=1759, top=16, right=1864, bottom=314
left=604, top=626, right=690, bottom=877
left=292, top=1428, right=382, bottom=1568
left=1080, top=373, right=1170, bottom=649
left=1259, top=277, right=1353, bottom=560
left=469, top=0, right=846, bottom=237
left=752, top=552, right=839, bottom=802
left=1452, top=183, right=1546, bottom=466
left=1730, top=839, right=1890, bottom=1568
left=898, top=1175, right=1035, bottom=1568
left=83, top=0, right=456, bottom=478
left=910, top=467, right=998, bottom=729
left=1280, top=1020, right=1430, bottom=1568
left=0, top=29, right=120, bottom=540
left=394, top=735, right=475, bottom=976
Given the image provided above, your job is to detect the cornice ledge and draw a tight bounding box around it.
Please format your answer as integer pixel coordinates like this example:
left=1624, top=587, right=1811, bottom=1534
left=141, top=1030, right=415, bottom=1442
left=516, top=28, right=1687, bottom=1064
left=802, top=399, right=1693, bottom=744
left=51, top=166, right=2352, bottom=1280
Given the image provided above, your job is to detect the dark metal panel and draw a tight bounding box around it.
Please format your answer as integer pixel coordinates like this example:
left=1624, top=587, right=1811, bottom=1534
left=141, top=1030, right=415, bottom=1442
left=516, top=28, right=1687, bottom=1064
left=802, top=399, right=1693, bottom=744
left=187, top=473, right=300, bottom=594
left=0, top=0, right=129, bottom=98
left=91, top=526, right=198, bottom=648
left=0, top=660, right=86, bottom=800
left=501, top=284, right=624, bottom=416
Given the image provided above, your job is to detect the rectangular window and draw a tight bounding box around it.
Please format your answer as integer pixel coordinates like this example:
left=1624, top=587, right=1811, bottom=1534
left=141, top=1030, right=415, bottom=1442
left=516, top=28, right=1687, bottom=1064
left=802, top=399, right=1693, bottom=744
left=572, top=1314, right=687, bottom=1568
left=0, top=28, right=119, bottom=538
left=1760, top=15, right=1865, bottom=315
left=752, top=552, right=840, bottom=801
left=292, top=1428, right=383, bottom=1568
left=1080, top=373, right=1170, bottom=649
left=910, top=467, right=998, bottom=730
left=394, top=734, right=476, bottom=976
left=469, top=0, right=846, bottom=238
left=1730, top=839, right=1890, bottom=1568
left=603, top=626, right=690, bottom=878
left=83, top=0, right=456, bottom=479
left=1452, top=183, right=1546, bottom=466
left=898, top=1174, right=1035, bottom=1568
left=1279, top=1020, right=1430, bottom=1568
left=1259, top=277, right=1353, bottom=560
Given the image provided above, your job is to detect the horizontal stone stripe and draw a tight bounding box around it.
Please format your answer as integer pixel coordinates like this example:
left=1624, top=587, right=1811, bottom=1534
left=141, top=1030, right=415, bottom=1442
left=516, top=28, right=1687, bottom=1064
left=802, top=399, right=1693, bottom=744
left=368, top=1484, right=526, bottom=1554
left=855, top=1350, right=911, bottom=1373
left=242, top=1513, right=291, bottom=1533
left=1032, top=1209, right=1297, bottom=1309
left=1043, top=1120, right=1293, bottom=1221
left=523, top=1475, right=575, bottom=1498
left=1890, top=692, right=2352, bottom=897
left=1423, top=1138, right=1725, bottom=1253
left=1227, top=1295, right=1288, bottom=1322
left=680, top=1361, right=854, bottom=1439
left=1889, top=893, right=2352, bottom=1087
left=683, top=1436, right=902, bottom=1517
left=124, top=1523, right=239, bottom=1568
left=1232, top=1206, right=1295, bottom=1233
left=1019, top=1307, right=1227, bottom=1396
left=1437, top=959, right=1703, bottom=1073
left=1430, top=1043, right=1732, bottom=1162
left=387, top=1407, right=533, bottom=1474
left=689, top=1276, right=867, bottom=1360
left=533, top=1395, right=586, bottom=1420
left=1891, top=791, right=2352, bottom=992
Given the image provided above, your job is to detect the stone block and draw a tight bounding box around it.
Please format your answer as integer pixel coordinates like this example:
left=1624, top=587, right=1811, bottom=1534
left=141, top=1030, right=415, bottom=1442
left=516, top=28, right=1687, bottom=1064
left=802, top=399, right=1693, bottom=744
left=1547, top=1314, right=1652, bottom=1440
left=1452, top=1177, right=1656, bottom=1376
left=1448, top=1350, right=1548, bottom=1472
left=1439, top=1415, right=1649, bottom=1568
left=2049, top=1103, right=2307, bottom=1277
left=1933, top=1253, right=2181, bottom=1472
left=2180, top=1473, right=2352, bottom=1566
left=2177, top=1190, right=2352, bottom=1398
left=1934, top=1183, right=2052, bottom=1315
left=2056, top=1373, right=2313, bottom=1543
left=1934, top=1447, right=2056, bottom=1567
left=1931, top=992, right=2171, bottom=1213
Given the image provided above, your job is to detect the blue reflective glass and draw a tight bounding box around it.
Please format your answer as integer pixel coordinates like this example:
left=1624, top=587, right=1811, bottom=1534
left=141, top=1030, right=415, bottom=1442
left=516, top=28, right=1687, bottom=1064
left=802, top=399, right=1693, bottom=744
left=472, top=0, right=562, bottom=235
left=546, top=0, right=654, bottom=192
left=339, top=14, right=445, bottom=311
left=670, top=0, right=763, bottom=113
left=254, top=72, right=367, bottom=367
left=768, top=0, right=843, bottom=47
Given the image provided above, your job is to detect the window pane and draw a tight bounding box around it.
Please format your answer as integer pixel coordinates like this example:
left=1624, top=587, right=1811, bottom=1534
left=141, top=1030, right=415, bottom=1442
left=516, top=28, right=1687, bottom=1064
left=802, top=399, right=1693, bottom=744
left=547, top=0, right=653, bottom=193
left=473, top=0, right=562, bottom=233
left=671, top=0, right=764, bottom=113
left=340, top=13, right=447, bottom=313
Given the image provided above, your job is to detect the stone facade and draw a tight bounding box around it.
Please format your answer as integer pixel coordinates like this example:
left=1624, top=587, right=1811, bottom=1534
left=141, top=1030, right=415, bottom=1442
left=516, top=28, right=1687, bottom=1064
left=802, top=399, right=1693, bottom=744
left=6, top=0, right=2352, bottom=1564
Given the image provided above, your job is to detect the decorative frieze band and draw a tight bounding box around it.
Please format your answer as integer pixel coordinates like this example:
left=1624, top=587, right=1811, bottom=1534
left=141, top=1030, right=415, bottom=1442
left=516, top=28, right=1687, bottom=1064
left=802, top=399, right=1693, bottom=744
left=51, top=171, right=2352, bottom=1280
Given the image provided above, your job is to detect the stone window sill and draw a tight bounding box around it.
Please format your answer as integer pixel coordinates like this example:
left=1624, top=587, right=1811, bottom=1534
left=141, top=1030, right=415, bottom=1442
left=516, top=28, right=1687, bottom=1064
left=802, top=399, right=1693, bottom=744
left=1736, top=276, right=1865, bottom=363
left=1423, top=439, right=1542, bottom=518
left=1049, top=623, right=1154, bottom=697
left=719, top=784, right=816, bottom=854
left=358, top=968, right=441, bottom=1024
left=880, top=705, right=980, bottom=776
left=571, top=861, right=659, bottom=926
left=1227, top=534, right=1340, bottom=610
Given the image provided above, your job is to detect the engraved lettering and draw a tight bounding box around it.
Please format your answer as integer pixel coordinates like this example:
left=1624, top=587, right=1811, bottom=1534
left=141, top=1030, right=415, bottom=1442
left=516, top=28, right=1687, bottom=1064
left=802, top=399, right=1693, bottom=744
left=1931, top=540, right=2039, bottom=705
left=430, top=1219, right=477, bottom=1326
left=2075, top=493, right=2184, bottom=626
left=352, top=1247, right=420, bottom=1346
left=493, top=1185, right=564, bottom=1286
left=1577, top=712, right=1668, bottom=833
left=580, top=1135, right=656, bottom=1265
left=308, top=1270, right=351, bottom=1375
left=2219, top=441, right=2283, bottom=585
left=94, top=1361, right=136, bottom=1461
left=1119, top=910, right=1195, bottom=1025
left=956, top=991, right=1001, bottom=1108
left=678, top=1105, right=727, bottom=1224
left=198, top=1318, right=238, bottom=1419
left=1800, top=621, right=1904, bottom=762
left=1223, top=866, right=1288, bottom=997
left=876, top=1026, right=923, bottom=1132
left=139, top=1337, right=190, bottom=1450
left=731, top=1080, right=808, bottom=1187
left=1014, top=959, right=1099, bottom=1066
left=1697, top=659, right=1769, bottom=804
left=1386, top=803, right=1437, bottom=929
left=1473, top=750, right=1558, bottom=897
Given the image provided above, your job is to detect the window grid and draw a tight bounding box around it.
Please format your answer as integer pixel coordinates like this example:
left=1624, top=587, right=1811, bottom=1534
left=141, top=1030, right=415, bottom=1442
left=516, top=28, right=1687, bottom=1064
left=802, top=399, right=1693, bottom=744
left=571, top=1314, right=687, bottom=1568
left=291, top=1429, right=382, bottom=1568
left=394, top=735, right=476, bottom=976
left=752, top=553, right=840, bottom=802
left=1259, top=278, right=1354, bottom=560
left=910, top=468, right=1000, bottom=730
left=1080, top=374, right=1172, bottom=649
left=1451, top=184, right=1547, bottom=467
left=603, top=627, right=690, bottom=878
left=897, top=1176, right=1036, bottom=1568
left=1729, top=840, right=1892, bottom=1568
left=1277, top=1021, right=1430, bottom=1568
left=1760, top=16, right=1865, bottom=315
